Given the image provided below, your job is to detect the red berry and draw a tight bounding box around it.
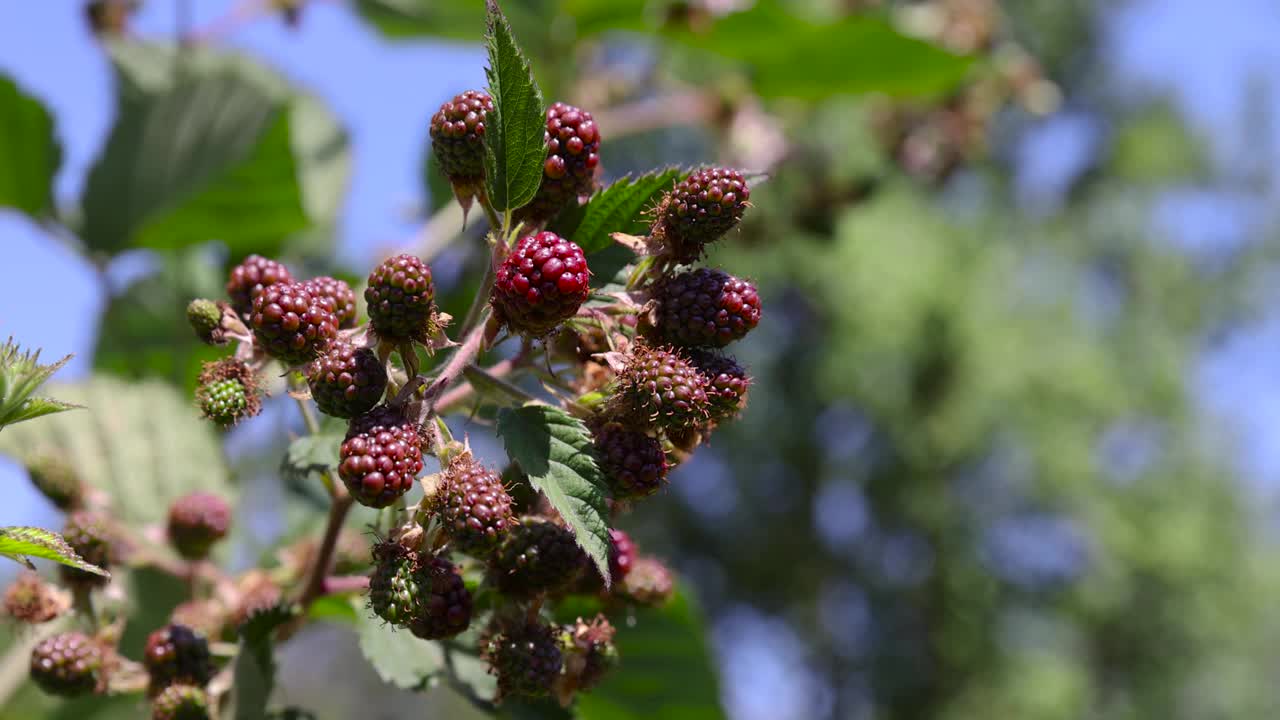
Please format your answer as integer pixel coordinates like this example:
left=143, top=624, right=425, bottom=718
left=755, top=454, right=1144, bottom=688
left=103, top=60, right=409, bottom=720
left=608, top=529, right=636, bottom=581
left=514, top=103, right=601, bottom=225
left=435, top=455, right=516, bottom=556
left=338, top=408, right=423, bottom=508
left=249, top=282, right=338, bottom=366
left=365, top=254, right=437, bottom=342
left=612, top=345, right=711, bottom=430
left=656, top=168, right=750, bottom=262
left=491, top=231, right=591, bottom=336
left=593, top=423, right=668, bottom=499
left=655, top=268, right=761, bottom=348
left=226, top=255, right=293, bottom=318
left=619, top=556, right=675, bottom=606
left=303, top=276, right=358, bottom=329
left=307, top=342, right=388, bottom=419
left=167, top=492, right=232, bottom=560
left=688, top=349, right=751, bottom=421
left=430, top=90, right=494, bottom=185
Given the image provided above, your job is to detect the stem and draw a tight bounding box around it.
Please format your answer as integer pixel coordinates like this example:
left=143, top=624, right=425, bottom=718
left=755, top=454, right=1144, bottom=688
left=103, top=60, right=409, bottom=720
left=322, top=575, right=371, bottom=595
left=294, top=394, right=338, bottom=498
left=298, top=492, right=356, bottom=609
left=460, top=257, right=496, bottom=339
left=462, top=364, right=539, bottom=405
left=425, top=319, right=490, bottom=413
left=479, top=199, right=503, bottom=234
left=435, top=356, right=521, bottom=413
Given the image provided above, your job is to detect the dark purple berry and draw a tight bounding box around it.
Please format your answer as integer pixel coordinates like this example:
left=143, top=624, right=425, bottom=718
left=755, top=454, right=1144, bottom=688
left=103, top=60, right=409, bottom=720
left=513, top=103, right=601, bottom=225
left=656, top=167, right=750, bottom=262
left=365, top=254, right=437, bottom=342
left=655, top=268, right=761, bottom=348
left=491, top=231, right=591, bottom=336
left=688, top=349, right=751, bottom=421
left=249, top=282, right=338, bottom=366
left=307, top=342, right=388, bottom=419
left=143, top=624, right=214, bottom=691
left=339, top=408, right=423, bottom=508
left=29, top=631, right=104, bottom=697
left=226, top=255, right=293, bottom=318
left=594, top=423, right=668, bottom=499
left=612, top=345, right=710, bottom=430
left=167, top=492, right=232, bottom=560
left=484, top=620, right=563, bottom=700
left=491, top=519, right=586, bottom=597
left=435, top=454, right=516, bottom=556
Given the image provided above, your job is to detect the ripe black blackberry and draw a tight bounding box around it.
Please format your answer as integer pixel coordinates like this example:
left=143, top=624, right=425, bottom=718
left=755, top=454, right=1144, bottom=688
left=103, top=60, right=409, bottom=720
left=435, top=454, right=516, bottom=556
left=491, top=518, right=586, bottom=597
left=368, top=541, right=472, bottom=639
left=306, top=342, right=388, bottom=419
left=483, top=620, right=564, bottom=700
left=152, top=684, right=210, bottom=720
left=249, top=281, right=338, bottom=366
left=611, top=344, right=710, bottom=430
left=303, top=276, right=358, bottom=329
left=365, top=254, right=437, bottom=342
left=167, top=492, right=232, bottom=560
left=654, top=268, right=761, bottom=348
left=619, top=556, right=675, bottom=606
left=430, top=90, right=494, bottom=198
left=593, top=422, right=668, bottom=499
left=514, top=103, right=601, bottom=225
left=653, top=167, right=750, bottom=262
left=59, top=511, right=112, bottom=590
left=143, top=624, right=215, bottom=691
left=29, top=631, right=104, bottom=697
left=688, top=349, right=751, bottom=421
left=339, top=408, right=424, bottom=508
left=24, top=451, right=83, bottom=511
left=226, top=254, right=293, bottom=318
left=195, top=358, right=262, bottom=428
left=491, top=231, right=591, bottom=337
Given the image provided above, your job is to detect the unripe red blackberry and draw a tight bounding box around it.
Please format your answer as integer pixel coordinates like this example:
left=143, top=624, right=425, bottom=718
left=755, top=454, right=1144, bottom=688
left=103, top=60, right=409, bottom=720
left=491, top=518, right=586, bottom=597
left=483, top=620, right=564, bottom=700
left=365, top=254, right=437, bottom=342
left=195, top=358, right=262, bottom=428
left=655, top=167, right=750, bottom=262
left=306, top=342, right=388, bottom=419
left=556, top=615, right=618, bottom=698
left=430, top=90, right=493, bottom=190
left=611, top=345, right=710, bottom=430
left=4, top=572, right=68, bottom=624
left=226, top=254, right=293, bottom=318
left=608, top=529, right=637, bottom=582
left=654, top=268, right=761, bottom=348
left=186, top=299, right=225, bottom=345
left=514, top=103, right=601, bottom=225
left=24, top=451, right=83, bottom=511
left=339, top=408, right=423, bottom=508
left=59, top=511, right=112, bottom=590
left=688, top=349, right=751, bottom=421
left=435, top=454, right=516, bottom=556
left=303, top=276, right=358, bottom=329
left=152, top=683, right=210, bottom=720
left=143, top=624, right=215, bottom=691
left=593, top=422, right=668, bottom=499
left=167, top=492, right=232, bottom=560
left=491, top=231, right=591, bottom=337
left=249, top=281, right=338, bottom=366
left=368, top=541, right=472, bottom=639
left=29, top=631, right=104, bottom=697
left=619, top=556, right=674, bottom=606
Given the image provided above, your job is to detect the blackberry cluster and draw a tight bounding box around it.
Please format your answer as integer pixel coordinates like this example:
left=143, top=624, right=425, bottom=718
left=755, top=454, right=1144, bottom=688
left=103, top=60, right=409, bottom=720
left=654, top=167, right=750, bottom=262
left=249, top=281, right=338, bottom=366
left=303, top=276, right=358, bottom=329
left=365, top=254, right=437, bottom=342
left=492, top=519, right=586, bottom=597
left=338, top=407, right=424, bottom=508
left=435, top=454, right=516, bottom=555
left=307, top=342, right=388, bottom=419
left=226, top=254, right=293, bottom=318
left=167, top=492, right=232, bottom=560
left=483, top=620, right=564, bottom=700
left=59, top=511, right=111, bottom=590
left=490, top=231, right=591, bottom=336
left=29, top=632, right=104, bottom=697
left=514, top=103, right=601, bottom=224
left=654, top=268, right=761, bottom=348
left=143, top=624, right=215, bottom=691
left=368, top=541, right=472, bottom=640
left=611, top=345, right=710, bottom=431
left=430, top=90, right=494, bottom=193
left=152, top=684, right=210, bottom=720
left=593, top=422, right=669, bottom=499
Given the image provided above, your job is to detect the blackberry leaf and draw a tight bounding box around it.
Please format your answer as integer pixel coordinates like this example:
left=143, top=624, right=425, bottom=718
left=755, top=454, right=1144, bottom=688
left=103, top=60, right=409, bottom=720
left=482, top=0, right=546, bottom=212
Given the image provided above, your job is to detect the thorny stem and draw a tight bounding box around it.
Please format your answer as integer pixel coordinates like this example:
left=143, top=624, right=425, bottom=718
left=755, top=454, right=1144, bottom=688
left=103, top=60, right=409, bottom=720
left=425, top=319, right=491, bottom=414
left=295, top=394, right=338, bottom=499
left=298, top=491, right=355, bottom=609
left=435, top=355, right=523, bottom=413
left=463, top=364, right=540, bottom=406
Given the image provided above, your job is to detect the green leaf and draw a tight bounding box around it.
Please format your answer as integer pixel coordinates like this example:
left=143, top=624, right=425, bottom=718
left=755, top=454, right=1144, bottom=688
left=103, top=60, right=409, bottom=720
left=307, top=595, right=359, bottom=625
left=551, top=168, right=685, bottom=253
left=665, top=1, right=973, bottom=100
left=282, top=433, right=342, bottom=484
left=483, top=0, right=547, bottom=212
left=577, top=592, right=724, bottom=720
left=231, top=604, right=299, bottom=720
left=356, top=613, right=444, bottom=689
left=0, top=338, right=78, bottom=431
left=0, top=377, right=233, bottom=525
left=354, top=0, right=486, bottom=41
left=495, top=405, right=612, bottom=585
left=0, top=526, right=109, bottom=577
left=0, top=75, right=61, bottom=219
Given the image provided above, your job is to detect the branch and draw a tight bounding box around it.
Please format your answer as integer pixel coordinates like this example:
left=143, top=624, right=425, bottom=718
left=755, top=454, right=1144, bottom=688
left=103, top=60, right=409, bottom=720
left=297, top=491, right=355, bottom=609
left=423, top=320, right=490, bottom=415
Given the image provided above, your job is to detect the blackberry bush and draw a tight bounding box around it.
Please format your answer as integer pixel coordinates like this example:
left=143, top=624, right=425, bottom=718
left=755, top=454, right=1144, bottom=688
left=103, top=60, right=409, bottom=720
left=593, top=422, right=669, bottom=499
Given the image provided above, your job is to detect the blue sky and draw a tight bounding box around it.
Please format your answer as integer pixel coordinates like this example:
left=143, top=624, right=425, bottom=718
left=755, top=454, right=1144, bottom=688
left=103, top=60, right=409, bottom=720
left=5, top=1, right=1280, bottom=718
